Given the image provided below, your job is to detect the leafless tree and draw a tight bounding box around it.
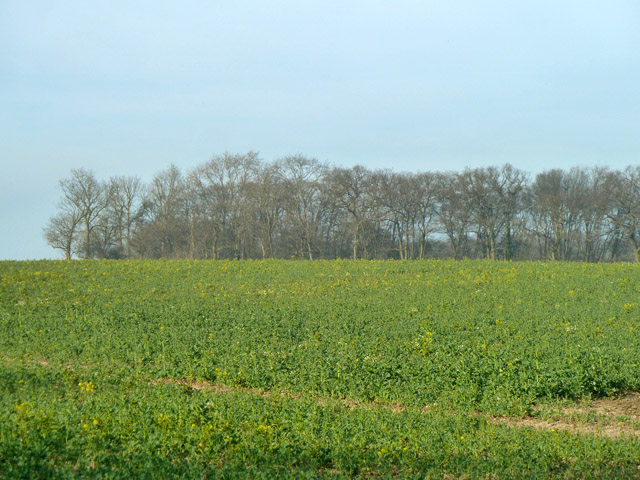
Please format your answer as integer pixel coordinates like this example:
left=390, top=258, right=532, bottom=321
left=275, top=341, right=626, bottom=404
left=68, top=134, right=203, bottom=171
left=55, top=169, right=110, bottom=258
left=608, top=166, right=640, bottom=262
left=575, top=167, right=614, bottom=262
left=437, top=171, right=475, bottom=260
left=190, top=152, right=261, bottom=259
left=529, top=169, right=575, bottom=260
left=136, top=165, right=188, bottom=258
left=496, top=164, right=528, bottom=260
left=46, top=159, right=640, bottom=262
left=43, top=210, right=81, bottom=260
left=467, top=167, right=503, bottom=260
left=106, top=176, right=146, bottom=257
left=277, top=155, right=328, bottom=259
left=326, top=165, right=375, bottom=260
left=465, top=165, right=528, bottom=260
left=246, top=163, right=286, bottom=258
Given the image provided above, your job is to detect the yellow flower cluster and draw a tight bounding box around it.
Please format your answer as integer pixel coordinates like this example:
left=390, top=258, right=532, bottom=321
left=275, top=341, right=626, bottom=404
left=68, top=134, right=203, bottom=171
left=78, top=381, right=95, bottom=392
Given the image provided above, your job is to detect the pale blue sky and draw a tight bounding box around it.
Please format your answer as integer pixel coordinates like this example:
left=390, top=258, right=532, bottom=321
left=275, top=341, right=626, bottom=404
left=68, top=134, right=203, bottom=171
left=1, top=1, right=639, bottom=259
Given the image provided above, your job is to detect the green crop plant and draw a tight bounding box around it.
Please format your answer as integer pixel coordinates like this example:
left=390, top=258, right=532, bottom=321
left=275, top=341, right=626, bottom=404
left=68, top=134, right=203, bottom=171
left=1, top=259, right=640, bottom=478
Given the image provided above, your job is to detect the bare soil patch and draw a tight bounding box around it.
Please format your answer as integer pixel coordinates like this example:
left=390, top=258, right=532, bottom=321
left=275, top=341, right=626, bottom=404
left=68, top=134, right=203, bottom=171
left=156, top=377, right=401, bottom=412
left=575, top=392, right=640, bottom=421
left=493, top=415, right=640, bottom=438
left=493, top=392, right=640, bottom=438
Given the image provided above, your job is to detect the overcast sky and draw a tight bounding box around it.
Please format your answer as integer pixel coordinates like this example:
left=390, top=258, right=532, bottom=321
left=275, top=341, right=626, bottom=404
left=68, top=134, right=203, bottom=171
left=1, top=1, right=639, bottom=260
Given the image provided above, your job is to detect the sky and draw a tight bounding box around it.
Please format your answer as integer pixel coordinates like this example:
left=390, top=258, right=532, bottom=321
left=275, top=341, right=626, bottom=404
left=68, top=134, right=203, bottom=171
left=1, top=0, right=639, bottom=260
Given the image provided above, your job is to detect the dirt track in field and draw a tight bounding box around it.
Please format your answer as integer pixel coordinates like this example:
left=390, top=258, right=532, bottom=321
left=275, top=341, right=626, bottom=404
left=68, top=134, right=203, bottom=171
left=493, top=392, right=640, bottom=438
left=157, top=377, right=640, bottom=438
left=8, top=355, right=640, bottom=439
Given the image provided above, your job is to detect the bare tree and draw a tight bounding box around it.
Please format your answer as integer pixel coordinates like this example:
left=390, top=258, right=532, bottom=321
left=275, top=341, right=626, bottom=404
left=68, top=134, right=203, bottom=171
left=190, top=152, right=261, bottom=259
left=465, top=165, right=528, bottom=260
left=277, top=155, right=328, bottom=260
left=577, top=167, right=614, bottom=262
left=43, top=210, right=81, bottom=260
left=47, top=158, right=640, bottom=262
left=371, top=171, right=437, bottom=259
left=246, top=163, right=286, bottom=258
left=56, top=169, right=110, bottom=258
left=326, top=165, right=374, bottom=260
left=138, top=165, right=188, bottom=258
left=529, top=169, right=577, bottom=260
left=609, top=166, right=640, bottom=262
left=497, top=164, right=528, bottom=260
left=384, top=172, right=418, bottom=260
left=370, top=170, right=402, bottom=258
left=107, top=176, right=146, bottom=257
left=467, top=167, right=503, bottom=260
left=413, top=172, right=439, bottom=259
left=437, top=172, right=475, bottom=260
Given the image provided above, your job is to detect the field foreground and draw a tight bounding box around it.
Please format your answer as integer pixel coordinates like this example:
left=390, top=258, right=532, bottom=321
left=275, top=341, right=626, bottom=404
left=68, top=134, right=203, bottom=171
left=1, top=259, right=640, bottom=478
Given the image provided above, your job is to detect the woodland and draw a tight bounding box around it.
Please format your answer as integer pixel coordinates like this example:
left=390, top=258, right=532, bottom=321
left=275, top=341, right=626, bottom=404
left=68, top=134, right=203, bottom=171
left=44, top=153, right=640, bottom=262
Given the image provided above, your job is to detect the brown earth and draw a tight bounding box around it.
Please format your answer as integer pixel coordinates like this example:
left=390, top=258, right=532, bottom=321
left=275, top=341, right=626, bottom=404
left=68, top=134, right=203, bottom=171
left=494, top=392, right=640, bottom=438
left=576, top=392, right=640, bottom=421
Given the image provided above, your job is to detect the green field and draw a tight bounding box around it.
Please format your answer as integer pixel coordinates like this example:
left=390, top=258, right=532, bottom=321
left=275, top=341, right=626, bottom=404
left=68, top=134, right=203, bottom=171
left=2, top=259, right=640, bottom=478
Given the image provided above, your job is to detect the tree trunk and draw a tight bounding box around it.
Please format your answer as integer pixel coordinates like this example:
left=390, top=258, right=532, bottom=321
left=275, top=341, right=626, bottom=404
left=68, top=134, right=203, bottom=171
left=505, top=220, right=512, bottom=260
left=352, top=222, right=359, bottom=260
left=84, top=219, right=91, bottom=258
left=632, top=239, right=640, bottom=263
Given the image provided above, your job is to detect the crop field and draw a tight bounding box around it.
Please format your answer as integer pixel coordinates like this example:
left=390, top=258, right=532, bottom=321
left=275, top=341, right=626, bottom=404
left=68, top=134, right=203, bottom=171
left=2, top=259, right=640, bottom=478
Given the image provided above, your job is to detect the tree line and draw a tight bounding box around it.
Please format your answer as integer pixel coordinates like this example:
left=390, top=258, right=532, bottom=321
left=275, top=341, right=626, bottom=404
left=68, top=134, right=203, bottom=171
left=44, top=153, right=640, bottom=262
